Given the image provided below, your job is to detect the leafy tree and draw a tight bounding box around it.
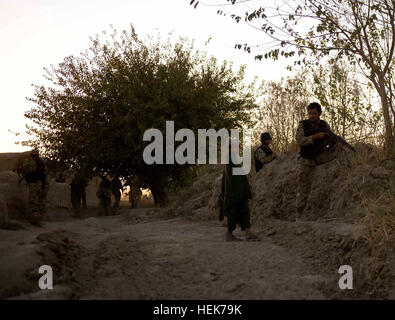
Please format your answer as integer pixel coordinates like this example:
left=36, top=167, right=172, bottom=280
left=194, top=0, right=394, bottom=155
left=312, top=60, right=383, bottom=142
left=253, top=64, right=383, bottom=151
left=255, top=73, right=309, bottom=151
left=23, top=25, right=256, bottom=205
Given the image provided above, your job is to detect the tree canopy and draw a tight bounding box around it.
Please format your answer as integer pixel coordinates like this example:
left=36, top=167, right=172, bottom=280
left=24, top=25, right=257, bottom=205
left=252, top=63, right=383, bottom=152
left=192, top=0, right=394, bottom=155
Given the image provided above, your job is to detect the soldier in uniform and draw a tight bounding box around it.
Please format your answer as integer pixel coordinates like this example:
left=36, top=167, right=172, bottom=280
left=254, top=132, right=277, bottom=173
left=70, top=171, right=88, bottom=217
left=295, top=102, right=335, bottom=220
left=111, top=175, right=123, bottom=208
left=97, top=176, right=112, bottom=216
left=20, top=149, right=47, bottom=226
left=128, top=176, right=142, bottom=208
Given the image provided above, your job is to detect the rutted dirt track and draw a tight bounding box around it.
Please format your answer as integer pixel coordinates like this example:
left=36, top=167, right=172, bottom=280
left=1, top=208, right=337, bottom=300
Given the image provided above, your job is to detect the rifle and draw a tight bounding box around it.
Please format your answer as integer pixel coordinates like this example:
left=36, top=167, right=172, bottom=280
left=324, top=130, right=357, bottom=153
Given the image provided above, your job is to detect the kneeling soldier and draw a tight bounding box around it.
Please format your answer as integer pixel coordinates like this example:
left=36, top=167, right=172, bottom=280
left=254, top=132, right=277, bottom=173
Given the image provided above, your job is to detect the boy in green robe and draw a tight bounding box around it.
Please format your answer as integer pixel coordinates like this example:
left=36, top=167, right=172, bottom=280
left=220, top=142, right=261, bottom=242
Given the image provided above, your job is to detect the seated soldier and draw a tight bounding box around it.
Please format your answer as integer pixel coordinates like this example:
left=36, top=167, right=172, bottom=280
left=295, top=102, right=338, bottom=220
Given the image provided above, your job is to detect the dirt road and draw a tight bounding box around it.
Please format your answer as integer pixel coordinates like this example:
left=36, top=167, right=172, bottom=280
left=1, top=208, right=334, bottom=299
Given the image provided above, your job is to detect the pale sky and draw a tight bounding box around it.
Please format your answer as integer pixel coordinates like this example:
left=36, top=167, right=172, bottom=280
left=0, top=0, right=291, bottom=152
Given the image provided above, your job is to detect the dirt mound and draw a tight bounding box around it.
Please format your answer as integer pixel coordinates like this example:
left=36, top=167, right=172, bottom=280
left=250, top=145, right=394, bottom=223
left=257, top=218, right=394, bottom=298
left=168, top=144, right=394, bottom=298
left=36, top=230, right=78, bottom=277
left=0, top=228, right=79, bottom=300
left=166, top=166, right=223, bottom=220
left=168, top=144, right=394, bottom=225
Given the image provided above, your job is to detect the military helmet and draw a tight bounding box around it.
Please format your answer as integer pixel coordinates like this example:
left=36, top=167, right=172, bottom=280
left=260, top=132, right=272, bottom=142
left=31, top=148, right=39, bottom=156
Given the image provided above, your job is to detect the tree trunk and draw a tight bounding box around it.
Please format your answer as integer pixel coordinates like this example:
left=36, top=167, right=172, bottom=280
left=377, top=76, right=394, bottom=157
left=150, top=186, right=167, bottom=207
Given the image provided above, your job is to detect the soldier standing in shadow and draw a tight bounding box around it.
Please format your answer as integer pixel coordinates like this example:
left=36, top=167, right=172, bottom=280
left=97, top=176, right=112, bottom=216
left=70, top=171, right=88, bottom=218
left=111, top=175, right=123, bottom=209
left=19, top=149, right=47, bottom=226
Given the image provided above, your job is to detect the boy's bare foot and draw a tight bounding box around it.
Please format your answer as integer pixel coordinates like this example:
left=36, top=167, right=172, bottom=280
left=226, top=232, right=242, bottom=241
left=226, top=235, right=243, bottom=241
left=245, top=233, right=261, bottom=241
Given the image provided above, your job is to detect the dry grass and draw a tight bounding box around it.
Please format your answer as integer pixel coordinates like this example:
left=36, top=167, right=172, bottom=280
left=329, top=143, right=395, bottom=245
left=346, top=142, right=391, bottom=169
left=361, top=191, right=395, bottom=244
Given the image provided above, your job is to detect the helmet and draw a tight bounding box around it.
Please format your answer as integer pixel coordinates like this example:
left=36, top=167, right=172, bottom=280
left=31, top=149, right=39, bottom=156
left=260, top=132, right=272, bottom=142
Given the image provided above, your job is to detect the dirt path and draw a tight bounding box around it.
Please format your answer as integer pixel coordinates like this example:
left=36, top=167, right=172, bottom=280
left=1, top=208, right=334, bottom=299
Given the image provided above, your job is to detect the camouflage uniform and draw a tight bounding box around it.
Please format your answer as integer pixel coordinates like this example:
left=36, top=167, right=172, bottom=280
left=254, top=132, right=277, bottom=173
left=255, top=146, right=277, bottom=168
left=20, top=151, right=47, bottom=225
left=70, top=173, right=88, bottom=217
left=128, top=176, right=141, bottom=208
left=97, top=177, right=112, bottom=216
left=111, top=177, right=123, bottom=208
left=129, top=185, right=142, bottom=208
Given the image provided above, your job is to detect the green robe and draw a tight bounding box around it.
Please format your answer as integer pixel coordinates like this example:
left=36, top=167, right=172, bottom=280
left=220, top=161, right=252, bottom=218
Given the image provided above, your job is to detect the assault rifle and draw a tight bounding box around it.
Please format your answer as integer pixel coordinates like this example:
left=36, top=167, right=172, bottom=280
left=323, top=130, right=357, bottom=153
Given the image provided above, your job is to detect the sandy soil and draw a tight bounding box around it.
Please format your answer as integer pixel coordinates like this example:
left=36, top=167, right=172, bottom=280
left=0, top=208, right=334, bottom=300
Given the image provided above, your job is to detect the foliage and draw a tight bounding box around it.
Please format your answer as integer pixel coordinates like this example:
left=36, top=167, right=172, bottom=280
left=194, top=0, right=394, bottom=154
left=312, top=60, right=383, bottom=142
left=24, top=25, right=257, bottom=205
left=252, top=63, right=383, bottom=151
left=254, top=74, right=309, bottom=151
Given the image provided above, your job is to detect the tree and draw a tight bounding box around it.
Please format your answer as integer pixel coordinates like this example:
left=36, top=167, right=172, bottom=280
left=312, top=60, right=383, bottom=142
left=193, top=0, right=394, bottom=155
left=252, top=64, right=383, bottom=151
left=255, top=74, right=309, bottom=151
left=23, top=25, right=257, bottom=205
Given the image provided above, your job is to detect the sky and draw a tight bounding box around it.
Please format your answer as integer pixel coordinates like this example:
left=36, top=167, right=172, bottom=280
left=0, top=0, right=292, bottom=153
